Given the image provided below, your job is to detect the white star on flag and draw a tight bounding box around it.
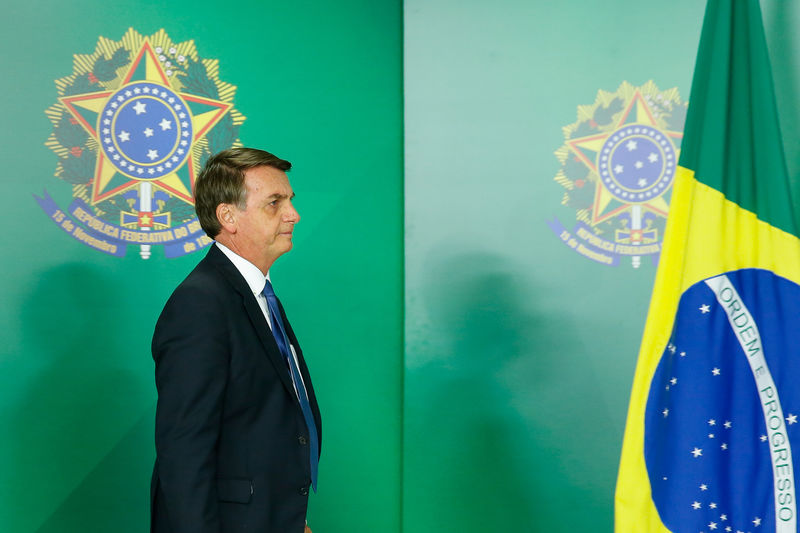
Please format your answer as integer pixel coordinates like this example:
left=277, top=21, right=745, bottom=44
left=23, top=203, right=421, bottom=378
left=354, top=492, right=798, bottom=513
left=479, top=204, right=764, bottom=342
left=700, top=304, right=711, bottom=313
left=133, top=101, right=147, bottom=114
left=637, top=178, right=647, bottom=186
left=118, top=131, right=130, bottom=142
left=626, top=140, right=638, bottom=151
left=144, top=128, right=154, bottom=138
left=692, top=501, right=702, bottom=510
left=786, top=413, right=797, bottom=424
left=147, top=149, right=158, bottom=161
left=635, top=161, right=644, bottom=169
left=159, top=118, right=172, bottom=130
left=712, top=367, right=721, bottom=376
left=753, top=517, right=761, bottom=526
left=614, top=164, right=624, bottom=173
left=648, top=152, right=659, bottom=162
left=691, top=447, right=703, bottom=457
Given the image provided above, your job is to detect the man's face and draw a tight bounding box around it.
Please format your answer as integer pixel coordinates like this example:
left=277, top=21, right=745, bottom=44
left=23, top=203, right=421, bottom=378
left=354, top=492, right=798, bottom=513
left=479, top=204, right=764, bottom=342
left=231, top=165, right=299, bottom=270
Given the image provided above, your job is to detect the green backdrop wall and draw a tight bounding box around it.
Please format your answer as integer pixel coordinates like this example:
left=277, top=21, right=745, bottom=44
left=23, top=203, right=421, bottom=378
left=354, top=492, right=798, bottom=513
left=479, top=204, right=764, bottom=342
left=3, top=1, right=800, bottom=532
left=403, top=0, right=800, bottom=531
left=0, top=1, right=402, bottom=532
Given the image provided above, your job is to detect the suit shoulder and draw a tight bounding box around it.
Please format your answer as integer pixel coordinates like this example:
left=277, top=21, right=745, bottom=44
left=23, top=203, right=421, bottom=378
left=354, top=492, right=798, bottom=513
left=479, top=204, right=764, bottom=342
left=154, top=257, right=238, bottom=331
left=162, top=266, right=219, bottom=309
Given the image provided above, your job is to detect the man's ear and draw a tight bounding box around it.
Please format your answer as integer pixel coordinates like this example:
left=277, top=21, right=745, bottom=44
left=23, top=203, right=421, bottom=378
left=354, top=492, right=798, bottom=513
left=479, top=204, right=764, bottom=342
left=216, top=203, right=237, bottom=234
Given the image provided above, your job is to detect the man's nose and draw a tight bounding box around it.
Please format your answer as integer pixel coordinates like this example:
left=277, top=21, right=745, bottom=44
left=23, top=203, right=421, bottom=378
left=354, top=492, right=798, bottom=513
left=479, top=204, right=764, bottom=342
left=285, top=203, right=300, bottom=223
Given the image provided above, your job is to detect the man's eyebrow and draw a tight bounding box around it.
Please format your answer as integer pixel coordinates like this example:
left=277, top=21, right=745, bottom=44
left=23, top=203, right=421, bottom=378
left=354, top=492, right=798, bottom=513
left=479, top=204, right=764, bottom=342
left=264, top=192, right=296, bottom=202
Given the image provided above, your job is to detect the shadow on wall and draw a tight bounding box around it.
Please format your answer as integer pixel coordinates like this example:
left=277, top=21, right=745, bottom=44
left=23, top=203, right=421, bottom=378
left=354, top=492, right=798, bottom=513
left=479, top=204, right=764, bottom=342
left=11, top=263, right=151, bottom=533
left=406, top=250, right=609, bottom=531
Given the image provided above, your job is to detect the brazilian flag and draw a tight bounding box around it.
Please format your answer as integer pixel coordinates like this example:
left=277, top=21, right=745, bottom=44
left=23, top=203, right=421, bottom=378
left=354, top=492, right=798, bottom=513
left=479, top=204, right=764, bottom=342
left=616, top=1, right=800, bottom=531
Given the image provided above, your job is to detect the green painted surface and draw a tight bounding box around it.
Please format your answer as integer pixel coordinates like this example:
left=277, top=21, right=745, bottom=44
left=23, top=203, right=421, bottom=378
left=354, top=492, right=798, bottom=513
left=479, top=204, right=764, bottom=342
left=402, top=1, right=704, bottom=531
left=5, top=1, right=800, bottom=532
left=403, top=1, right=800, bottom=531
left=0, top=1, right=402, bottom=532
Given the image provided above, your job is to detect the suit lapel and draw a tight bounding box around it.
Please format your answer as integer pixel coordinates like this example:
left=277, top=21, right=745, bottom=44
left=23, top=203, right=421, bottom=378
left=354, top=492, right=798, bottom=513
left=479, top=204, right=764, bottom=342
left=241, top=295, right=298, bottom=399
left=204, top=246, right=297, bottom=399
left=277, top=297, right=322, bottom=451
left=278, top=298, right=322, bottom=426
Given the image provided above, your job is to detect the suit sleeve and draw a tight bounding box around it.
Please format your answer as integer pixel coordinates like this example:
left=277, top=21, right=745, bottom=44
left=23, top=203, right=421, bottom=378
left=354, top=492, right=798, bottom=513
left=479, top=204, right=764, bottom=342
left=152, top=283, right=229, bottom=533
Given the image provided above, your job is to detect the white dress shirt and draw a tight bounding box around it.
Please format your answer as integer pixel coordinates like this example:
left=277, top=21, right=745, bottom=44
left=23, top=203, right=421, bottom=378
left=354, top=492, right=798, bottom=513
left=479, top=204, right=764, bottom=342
left=215, top=241, right=308, bottom=397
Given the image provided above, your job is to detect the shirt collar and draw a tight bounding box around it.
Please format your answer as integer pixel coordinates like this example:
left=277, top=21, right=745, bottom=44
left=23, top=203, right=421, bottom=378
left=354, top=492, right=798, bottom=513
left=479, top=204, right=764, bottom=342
left=215, top=241, right=270, bottom=296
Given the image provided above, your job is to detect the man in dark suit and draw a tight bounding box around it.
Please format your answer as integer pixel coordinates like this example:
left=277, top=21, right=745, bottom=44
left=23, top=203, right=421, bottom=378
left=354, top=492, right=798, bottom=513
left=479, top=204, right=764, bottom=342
left=151, top=147, right=321, bottom=533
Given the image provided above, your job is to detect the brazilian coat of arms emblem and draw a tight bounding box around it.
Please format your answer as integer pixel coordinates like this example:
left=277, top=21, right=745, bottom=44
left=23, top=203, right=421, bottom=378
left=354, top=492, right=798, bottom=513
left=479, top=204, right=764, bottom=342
left=548, top=81, right=687, bottom=268
left=36, top=28, right=245, bottom=259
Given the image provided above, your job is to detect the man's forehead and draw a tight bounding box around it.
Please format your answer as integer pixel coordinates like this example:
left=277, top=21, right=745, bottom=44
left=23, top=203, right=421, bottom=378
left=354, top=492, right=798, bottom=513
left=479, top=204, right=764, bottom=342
left=245, top=165, right=292, bottom=193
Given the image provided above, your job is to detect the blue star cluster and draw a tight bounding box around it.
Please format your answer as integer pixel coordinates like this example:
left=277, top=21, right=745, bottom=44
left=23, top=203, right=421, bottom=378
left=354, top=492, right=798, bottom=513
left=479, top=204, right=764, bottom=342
left=99, top=81, right=193, bottom=179
left=598, top=124, right=675, bottom=203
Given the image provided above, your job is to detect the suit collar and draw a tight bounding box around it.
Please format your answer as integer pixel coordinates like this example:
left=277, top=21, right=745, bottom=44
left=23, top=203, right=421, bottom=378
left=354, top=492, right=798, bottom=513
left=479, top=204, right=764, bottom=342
left=202, top=245, right=298, bottom=399
left=202, top=244, right=251, bottom=296
left=215, top=242, right=271, bottom=297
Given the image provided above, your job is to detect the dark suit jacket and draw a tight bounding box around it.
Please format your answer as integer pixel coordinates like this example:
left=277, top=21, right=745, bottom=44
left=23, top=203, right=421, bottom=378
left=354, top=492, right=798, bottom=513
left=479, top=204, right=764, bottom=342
left=151, top=245, right=321, bottom=533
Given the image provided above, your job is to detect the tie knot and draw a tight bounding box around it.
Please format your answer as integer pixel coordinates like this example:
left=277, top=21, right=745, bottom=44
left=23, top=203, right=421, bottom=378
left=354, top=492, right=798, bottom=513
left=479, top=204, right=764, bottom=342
left=262, top=279, right=276, bottom=299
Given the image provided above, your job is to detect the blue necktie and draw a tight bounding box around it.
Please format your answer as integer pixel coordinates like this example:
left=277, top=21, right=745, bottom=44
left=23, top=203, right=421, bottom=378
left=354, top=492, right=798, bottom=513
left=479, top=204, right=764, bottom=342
left=262, top=279, right=319, bottom=491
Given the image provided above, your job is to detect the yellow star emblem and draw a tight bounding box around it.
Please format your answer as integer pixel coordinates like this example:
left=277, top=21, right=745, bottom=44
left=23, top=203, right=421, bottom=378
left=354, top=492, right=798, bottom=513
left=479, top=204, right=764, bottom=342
left=566, top=90, right=683, bottom=225
left=59, top=40, right=231, bottom=206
